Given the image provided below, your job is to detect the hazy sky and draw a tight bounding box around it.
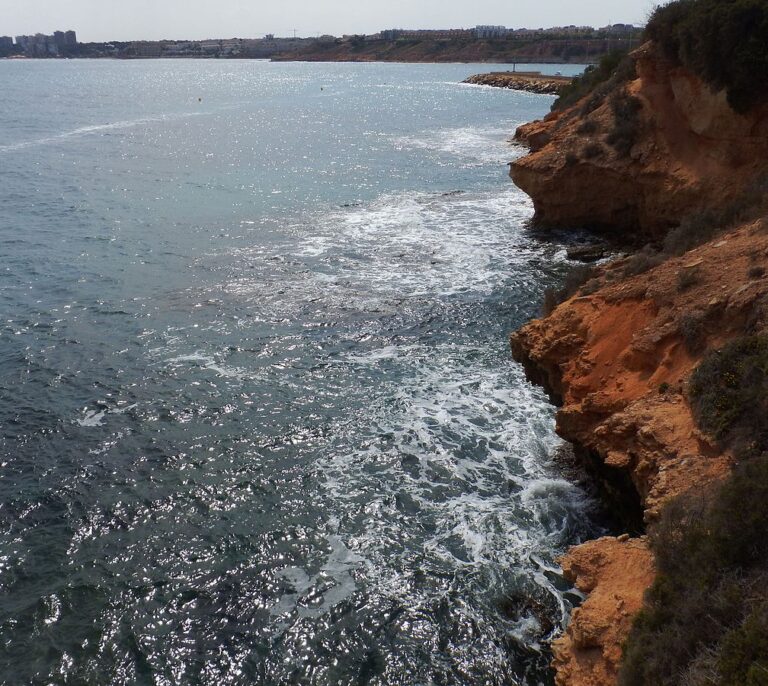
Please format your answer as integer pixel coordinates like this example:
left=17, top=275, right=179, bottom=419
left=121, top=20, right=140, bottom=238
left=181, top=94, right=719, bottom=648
left=1, top=0, right=656, bottom=42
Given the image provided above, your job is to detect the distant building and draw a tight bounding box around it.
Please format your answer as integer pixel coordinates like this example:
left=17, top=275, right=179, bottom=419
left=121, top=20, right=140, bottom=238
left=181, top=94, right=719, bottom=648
left=0, top=36, right=13, bottom=50
left=475, top=25, right=509, bottom=39
left=11, top=30, right=76, bottom=57
left=380, top=29, right=402, bottom=41
left=131, top=41, right=163, bottom=57
left=377, top=28, right=473, bottom=41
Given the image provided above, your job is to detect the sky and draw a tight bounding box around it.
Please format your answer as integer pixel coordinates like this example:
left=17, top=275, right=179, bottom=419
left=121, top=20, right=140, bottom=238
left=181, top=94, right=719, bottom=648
left=1, top=0, right=657, bottom=42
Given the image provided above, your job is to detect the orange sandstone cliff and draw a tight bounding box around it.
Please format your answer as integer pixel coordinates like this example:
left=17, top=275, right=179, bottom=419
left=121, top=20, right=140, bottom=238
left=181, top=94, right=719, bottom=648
left=513, top=222, right=768, bottom=685
left=509, top=42, right=768, bottom=686
left=510, top=43, right=768, bottom=239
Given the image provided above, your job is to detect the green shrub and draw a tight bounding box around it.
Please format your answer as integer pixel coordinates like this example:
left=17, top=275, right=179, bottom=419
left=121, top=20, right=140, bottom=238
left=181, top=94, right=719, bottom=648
left=663, top=209, right=724, bottom=256
left=646, top=0, right=768, bottom=113
left=606, top=92, right=643, bottom=156
left=552, top=50, right=635, bottom=112
left=564, top=151, right=579, bottom=166
left=679, top=311, right=706, bottom=353
left=621, top=246, right=664, bottom=277
left=582, top=142, right=603, bottom=159
left=688, top=334, right=768, bottom=457
left=577, top=119, right=599, bottom=135
left=677, top=266, right=700, bottom=291
left=662, top=183, right=767, bottom=256
left=718, top=603, right=768, bottom=686
left=620, top=456, right=768, bottom=686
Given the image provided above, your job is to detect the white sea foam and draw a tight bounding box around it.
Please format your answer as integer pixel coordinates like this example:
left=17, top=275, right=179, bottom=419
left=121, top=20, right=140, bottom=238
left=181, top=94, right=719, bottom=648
left=76, top=409, right=106, bottom=427
left=393, top=122, right=526, bottom=165
left=164, top=351, right=250, bottom=379
left=0, top=111, right=204, bottom=154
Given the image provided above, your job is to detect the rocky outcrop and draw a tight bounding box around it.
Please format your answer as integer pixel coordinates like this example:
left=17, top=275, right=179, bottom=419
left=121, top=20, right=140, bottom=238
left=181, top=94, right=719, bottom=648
left=512, top=225, right=768, bottom=521
left=506, top=37, right=768, bottom=686
left=510, top=44, right=768, bottom=240
left=512, top=219, right=768, bottom=686
left=463, top=72, right=571, bottom=95
left=552, top=537, right=655, bottom=686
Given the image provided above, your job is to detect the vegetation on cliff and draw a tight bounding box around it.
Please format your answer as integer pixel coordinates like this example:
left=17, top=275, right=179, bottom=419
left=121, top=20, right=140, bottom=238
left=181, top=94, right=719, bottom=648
left=551, top=50, right=634, bottom=112
left=554, top=0, right=768, bottom=115
left=620, top=335, right=768, bottom=685
left=689, top=335, right=768, bottom=458
left=620, top=454, right=768, bottom=686
left=647, top=0, right=768, bottom=113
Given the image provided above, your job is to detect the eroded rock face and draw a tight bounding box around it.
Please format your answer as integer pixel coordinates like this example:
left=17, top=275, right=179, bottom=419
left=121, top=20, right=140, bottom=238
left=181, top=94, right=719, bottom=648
left=510, top=44, right=768, bottom=240
left=510, top=223, right=768, bottom=519
left=512, top=220, right=768, bottom=686
left=552, top=537, right=655, bottom=686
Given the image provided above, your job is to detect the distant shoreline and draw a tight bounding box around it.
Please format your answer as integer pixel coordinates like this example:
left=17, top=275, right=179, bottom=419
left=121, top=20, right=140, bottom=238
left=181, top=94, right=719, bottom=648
left=2, top=34, right=638, bottom=64
left=0, top=55, right=590, bottom=66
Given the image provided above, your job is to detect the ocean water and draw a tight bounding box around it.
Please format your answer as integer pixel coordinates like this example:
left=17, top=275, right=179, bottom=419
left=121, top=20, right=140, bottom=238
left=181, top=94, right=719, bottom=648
left=0, top=59, right=598, bottom=685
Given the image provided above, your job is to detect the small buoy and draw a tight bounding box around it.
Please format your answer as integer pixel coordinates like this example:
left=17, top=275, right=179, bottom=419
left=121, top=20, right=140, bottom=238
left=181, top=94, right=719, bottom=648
left=198, top=97, right=202, bottom=102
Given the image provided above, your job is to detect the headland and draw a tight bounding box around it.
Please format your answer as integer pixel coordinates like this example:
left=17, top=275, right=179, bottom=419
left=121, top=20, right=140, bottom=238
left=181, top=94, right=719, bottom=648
left=507, top=1, right=768, bottom=683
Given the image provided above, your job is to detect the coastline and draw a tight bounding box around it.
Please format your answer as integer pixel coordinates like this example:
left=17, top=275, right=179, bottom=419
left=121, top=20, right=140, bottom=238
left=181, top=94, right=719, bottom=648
left=505, top=34, right=768, bottom=686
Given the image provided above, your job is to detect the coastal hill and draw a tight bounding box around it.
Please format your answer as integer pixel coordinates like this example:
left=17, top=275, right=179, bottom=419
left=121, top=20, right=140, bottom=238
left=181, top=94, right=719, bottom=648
left=508, top=1, right=768, bottom=684
left=271, top=36, right=636, bottom=64
left=0, top=26, right=641, bottom=63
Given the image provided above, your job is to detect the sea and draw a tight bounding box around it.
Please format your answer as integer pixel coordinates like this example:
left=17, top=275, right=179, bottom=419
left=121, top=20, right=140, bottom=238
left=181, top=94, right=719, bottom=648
left=0, top=58, right=600, bottom=685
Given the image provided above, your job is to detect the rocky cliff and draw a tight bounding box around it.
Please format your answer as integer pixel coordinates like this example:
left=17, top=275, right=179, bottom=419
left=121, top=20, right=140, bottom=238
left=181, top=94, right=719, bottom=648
left=509, top=40, right=768, bottom=686
left=512, top=220, right=768, bottom=684
left=510, top=43, right=768, bottom=240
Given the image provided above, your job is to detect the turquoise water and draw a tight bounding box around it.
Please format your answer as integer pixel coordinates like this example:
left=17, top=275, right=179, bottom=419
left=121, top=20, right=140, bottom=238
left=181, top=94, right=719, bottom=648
left=0, top=59, right=598, bottom=685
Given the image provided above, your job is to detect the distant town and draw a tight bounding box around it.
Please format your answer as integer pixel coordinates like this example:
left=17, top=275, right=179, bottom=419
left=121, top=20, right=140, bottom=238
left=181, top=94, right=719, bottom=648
left=0, top=24, right=641, bottom=62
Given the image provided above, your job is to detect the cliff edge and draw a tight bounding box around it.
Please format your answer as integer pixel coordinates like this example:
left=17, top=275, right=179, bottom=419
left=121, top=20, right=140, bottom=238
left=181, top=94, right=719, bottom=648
left=510, top=43, right=768, bottom=240
left=513, top=220, right=768, bottom=685
left=509, top=35, right=768, bottom=686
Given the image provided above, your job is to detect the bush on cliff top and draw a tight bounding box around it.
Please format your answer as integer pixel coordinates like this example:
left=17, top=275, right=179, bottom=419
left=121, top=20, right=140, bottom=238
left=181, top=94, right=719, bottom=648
left=689, top=335, right=768, bottom=458
left=551, top=50, right=634, bottom=112
left=619, top=455, right=768, bottom=686
left=647, top=0, right=768, bottom=113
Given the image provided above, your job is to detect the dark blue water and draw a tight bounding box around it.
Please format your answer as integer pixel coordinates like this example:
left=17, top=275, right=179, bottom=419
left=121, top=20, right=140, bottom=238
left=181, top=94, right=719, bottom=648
left=0, top=59, right=598, bottom=685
